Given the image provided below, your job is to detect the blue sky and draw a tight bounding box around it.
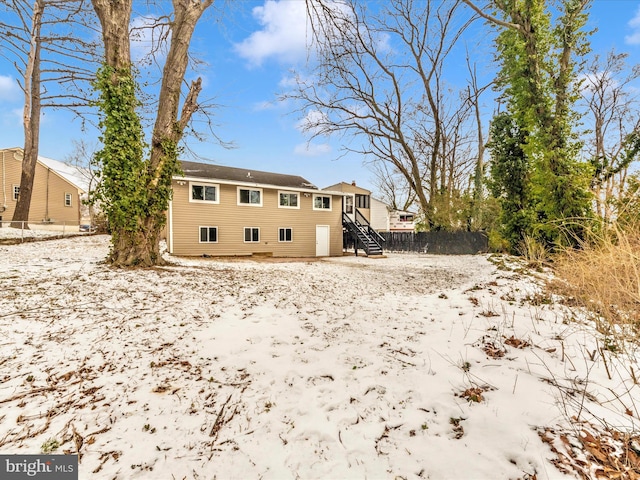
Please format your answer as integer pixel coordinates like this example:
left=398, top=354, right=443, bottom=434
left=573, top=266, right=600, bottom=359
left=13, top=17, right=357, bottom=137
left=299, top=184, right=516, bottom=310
left=1, top=0, right=640, bottom=194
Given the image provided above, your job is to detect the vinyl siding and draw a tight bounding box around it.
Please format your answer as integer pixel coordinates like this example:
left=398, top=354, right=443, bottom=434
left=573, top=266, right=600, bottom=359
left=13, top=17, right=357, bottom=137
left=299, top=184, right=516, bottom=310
left=32, top=161, right=81, bottom=225
left=1, top=149, right=81, bottom=225
left=370, top=197, right=390, bottom=231
left=324, top=182, right=371, bottom=222
left=169, top=181, right=343, bottom=257
left=0, top=150, right=21, bottom=222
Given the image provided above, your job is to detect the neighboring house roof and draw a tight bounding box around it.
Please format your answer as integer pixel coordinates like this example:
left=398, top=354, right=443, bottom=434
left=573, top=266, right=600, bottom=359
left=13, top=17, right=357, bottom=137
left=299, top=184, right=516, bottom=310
left=179, top=160, right=320, bottom=191
left=38, top=155, right=89, bottom=193
left=4, top=147, right=89, bottom=193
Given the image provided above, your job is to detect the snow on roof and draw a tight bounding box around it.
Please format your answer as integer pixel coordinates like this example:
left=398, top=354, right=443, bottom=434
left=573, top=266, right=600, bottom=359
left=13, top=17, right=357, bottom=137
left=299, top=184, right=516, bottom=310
left=38, top=155, right=90, bottom=193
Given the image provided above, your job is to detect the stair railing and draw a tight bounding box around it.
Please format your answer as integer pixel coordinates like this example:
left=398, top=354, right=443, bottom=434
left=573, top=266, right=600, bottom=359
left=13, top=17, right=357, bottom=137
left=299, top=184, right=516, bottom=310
left=343, top=211, right=384, bottom=256
left=355, top=209, right=386, bottom=246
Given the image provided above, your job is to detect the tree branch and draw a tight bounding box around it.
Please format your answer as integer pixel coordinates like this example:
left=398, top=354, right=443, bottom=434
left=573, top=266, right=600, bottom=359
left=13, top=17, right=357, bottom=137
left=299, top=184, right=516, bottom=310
left=461, top=0, right=521, bottom=30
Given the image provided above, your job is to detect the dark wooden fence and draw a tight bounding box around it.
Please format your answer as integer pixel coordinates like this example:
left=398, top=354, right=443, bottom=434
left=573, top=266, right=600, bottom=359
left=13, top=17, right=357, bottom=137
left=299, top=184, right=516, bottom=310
left=378, top=231, right=489, bottom=255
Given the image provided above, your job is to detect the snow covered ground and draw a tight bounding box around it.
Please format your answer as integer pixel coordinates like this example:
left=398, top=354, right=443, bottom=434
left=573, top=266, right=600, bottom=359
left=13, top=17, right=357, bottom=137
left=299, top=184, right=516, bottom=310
left=0, top=235, right=638, bottom=479
left=0, top=225, right=83, bottom=241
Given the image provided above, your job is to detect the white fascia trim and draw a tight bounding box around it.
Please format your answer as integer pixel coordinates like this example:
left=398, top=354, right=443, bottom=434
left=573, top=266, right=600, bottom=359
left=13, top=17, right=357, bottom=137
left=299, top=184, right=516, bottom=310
left=174, top=175, right=344, bottom=196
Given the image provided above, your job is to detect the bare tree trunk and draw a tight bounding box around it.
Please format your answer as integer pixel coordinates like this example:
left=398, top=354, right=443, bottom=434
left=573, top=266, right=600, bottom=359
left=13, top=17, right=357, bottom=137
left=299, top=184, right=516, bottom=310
left=92, top=0, right=132, bottom=69
left=467, top=57, right=490, bottom=230
left=12, top=0, right=44, bottom=228
left=148, top=0, right=208, bottom=189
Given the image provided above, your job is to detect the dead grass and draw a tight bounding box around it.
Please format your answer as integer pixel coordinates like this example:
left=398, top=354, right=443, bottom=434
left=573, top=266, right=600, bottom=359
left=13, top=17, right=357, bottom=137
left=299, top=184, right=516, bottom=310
left=550, top=221, right=640, bottom=336
left=539, top=422, right=640, bottom=480
left=544, top=221, right=640, bottom=479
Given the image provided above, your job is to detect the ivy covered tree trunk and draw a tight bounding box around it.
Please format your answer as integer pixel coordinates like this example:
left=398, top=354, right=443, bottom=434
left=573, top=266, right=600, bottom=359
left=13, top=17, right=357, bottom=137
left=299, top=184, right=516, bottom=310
left=91, top=0, right=212, bottom=267
left=487, top=0, right=593, bottom=249
left=487, top=112, right=533, bottom=251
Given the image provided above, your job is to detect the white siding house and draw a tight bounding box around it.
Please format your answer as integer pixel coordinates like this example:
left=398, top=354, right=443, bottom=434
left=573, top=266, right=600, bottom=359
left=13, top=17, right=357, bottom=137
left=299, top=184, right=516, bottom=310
left=370, top=197, right=390, bottom=231
left=370, top=197, right=417, bottom=232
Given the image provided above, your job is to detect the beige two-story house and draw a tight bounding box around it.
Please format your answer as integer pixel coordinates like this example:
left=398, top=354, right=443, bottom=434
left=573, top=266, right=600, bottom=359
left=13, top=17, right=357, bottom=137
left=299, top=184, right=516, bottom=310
left=0, top=147, right=86, bottom=229
left=323, top=181, right=372, bottom=223
left=167, top=161, right=345, bottom=257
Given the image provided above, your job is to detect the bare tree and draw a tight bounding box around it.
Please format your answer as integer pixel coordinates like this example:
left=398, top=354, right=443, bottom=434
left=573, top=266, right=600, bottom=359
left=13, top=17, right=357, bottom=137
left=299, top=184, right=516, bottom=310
left=91, top=0, right=214, bottom=266
left=0, top=0, right=99, bottom=227
left=580, top=51, right=640, bottom=222
left=466, top=54, right=492, bottom=229
left=293, top=0, right=479, bottom=228
left=370, top=160, right=416, bottom=212
left=10, top=0, right=44, bottom=227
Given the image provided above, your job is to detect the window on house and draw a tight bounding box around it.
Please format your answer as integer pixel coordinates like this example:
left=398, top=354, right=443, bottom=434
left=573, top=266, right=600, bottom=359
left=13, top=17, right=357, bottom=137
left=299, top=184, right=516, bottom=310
left=400, top=214, right=414, bottom=222
left=238, top=188, right=262, bottom=206
left=355, top=194, right=370, bottom=209
left=199, top=226, right=218, bottom=243
left=13, top=185, right=19, bottom=201
left=345, top=196, right=354, bottom=214
left=64, top=193, right=72, bottom=207
left=279, top=191, right=299, bottom=208
left=278, top=227, right=293, bottom=242
left=313, top=195, right=331, bottom=210
left=244, top=227, right=260, bottom=242
left=190, top=183, right=219, bottom=203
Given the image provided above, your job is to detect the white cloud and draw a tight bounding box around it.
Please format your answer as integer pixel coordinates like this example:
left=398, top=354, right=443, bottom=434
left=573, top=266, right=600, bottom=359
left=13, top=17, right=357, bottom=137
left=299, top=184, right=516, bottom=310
left=625, top=6, right=640, bottom=45
left=577, top=71, right=620, bottom=94
left=1, top=108, right=23, bottom=128
left=0, top=75, right=20, bottom=102
left=294, top=142, right=331, bottom=156
left=253, top=100, right=277, bottom=111
left=234, top=1, right=310, bottom=67
left=279, top=74, right=300, bottom=89
left=296, top=110, right=329, bottom=135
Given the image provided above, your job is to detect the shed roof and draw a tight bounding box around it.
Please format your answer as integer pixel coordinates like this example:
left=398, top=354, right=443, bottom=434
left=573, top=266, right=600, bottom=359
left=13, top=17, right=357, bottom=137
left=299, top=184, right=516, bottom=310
left=179, top=161, right=318, bottom=191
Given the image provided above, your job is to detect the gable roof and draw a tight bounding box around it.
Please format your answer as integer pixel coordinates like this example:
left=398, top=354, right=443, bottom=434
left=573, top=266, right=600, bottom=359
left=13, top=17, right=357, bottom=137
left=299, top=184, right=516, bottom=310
left=38, top=155, right=89, bottom=193
left=3, top=147, right=88, bottom=193
left=323, top=181, right=371, bottom=195
left=179, top=160, right=319, bottom=191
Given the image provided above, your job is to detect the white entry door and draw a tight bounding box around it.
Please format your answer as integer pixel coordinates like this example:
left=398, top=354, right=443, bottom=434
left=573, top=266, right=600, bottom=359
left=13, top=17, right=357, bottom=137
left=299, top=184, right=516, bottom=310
left=316, top=225, right=330, bottom=257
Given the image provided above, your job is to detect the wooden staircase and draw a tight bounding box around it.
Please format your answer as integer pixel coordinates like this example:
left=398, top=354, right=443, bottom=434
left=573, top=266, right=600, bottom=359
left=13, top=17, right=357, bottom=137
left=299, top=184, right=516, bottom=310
left=342, top=210, right=385, bottom=256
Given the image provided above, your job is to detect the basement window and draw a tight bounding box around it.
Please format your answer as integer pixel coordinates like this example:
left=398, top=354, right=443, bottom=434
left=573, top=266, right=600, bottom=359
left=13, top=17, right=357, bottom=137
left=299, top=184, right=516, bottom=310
left=278, top=227, right=293, bottom=242
left=244, top=227, right=260, bottom=243
left=199, top=226, right=218, bottom=243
